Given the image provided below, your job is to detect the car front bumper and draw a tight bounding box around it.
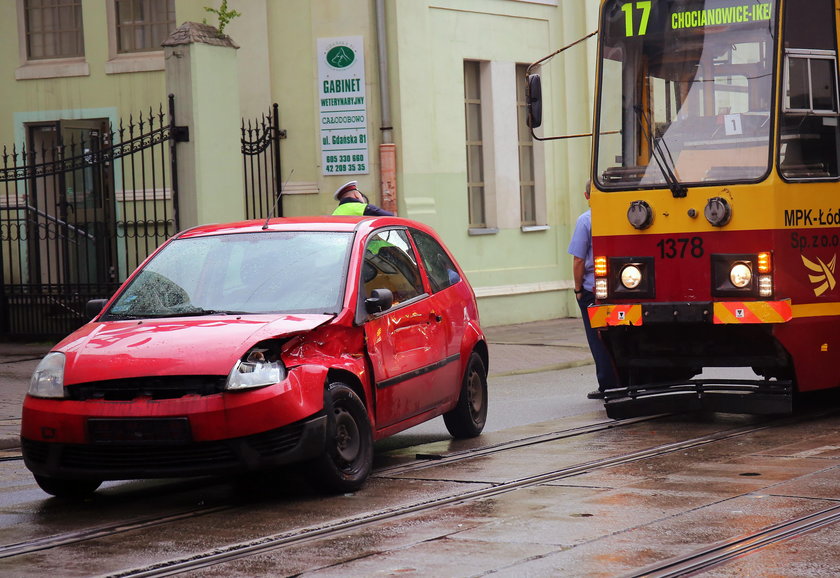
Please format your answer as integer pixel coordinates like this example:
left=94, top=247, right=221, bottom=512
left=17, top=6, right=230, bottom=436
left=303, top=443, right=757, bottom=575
left=21, top=413, right=327, bottom=481
left=20, top=366, right=330, bottom=480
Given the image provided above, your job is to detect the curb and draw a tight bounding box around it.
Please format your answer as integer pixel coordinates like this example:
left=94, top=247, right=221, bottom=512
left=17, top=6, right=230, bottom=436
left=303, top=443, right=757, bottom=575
left=490, top=358, right=592, bottom=378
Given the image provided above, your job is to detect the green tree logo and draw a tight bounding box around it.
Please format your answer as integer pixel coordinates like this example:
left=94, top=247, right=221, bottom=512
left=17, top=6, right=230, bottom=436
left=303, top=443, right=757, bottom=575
left=326, top=45, right=355, bottom=69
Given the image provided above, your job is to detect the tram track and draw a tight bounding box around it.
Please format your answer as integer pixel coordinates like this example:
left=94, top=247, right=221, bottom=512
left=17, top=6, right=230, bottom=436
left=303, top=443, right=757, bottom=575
left=626, top=502, right=840, bottom=577
left=2, top=411, right=832, bottom=576
left=108, top=419, right=787, bottom=577
left=0, top=415, right=654, bottom=560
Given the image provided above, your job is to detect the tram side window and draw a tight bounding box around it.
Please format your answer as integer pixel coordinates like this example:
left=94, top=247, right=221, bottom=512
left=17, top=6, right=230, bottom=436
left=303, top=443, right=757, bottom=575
left=779, top=0, right=840, bottom=180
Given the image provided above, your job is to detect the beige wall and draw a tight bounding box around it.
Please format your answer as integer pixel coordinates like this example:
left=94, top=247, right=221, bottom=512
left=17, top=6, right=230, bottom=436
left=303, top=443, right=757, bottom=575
left=0, top=0, right=599, bottom=326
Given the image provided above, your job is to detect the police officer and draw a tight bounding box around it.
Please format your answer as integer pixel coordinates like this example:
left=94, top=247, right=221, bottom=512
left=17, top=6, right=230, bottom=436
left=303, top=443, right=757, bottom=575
left=331, top=181, right=394, bottom=216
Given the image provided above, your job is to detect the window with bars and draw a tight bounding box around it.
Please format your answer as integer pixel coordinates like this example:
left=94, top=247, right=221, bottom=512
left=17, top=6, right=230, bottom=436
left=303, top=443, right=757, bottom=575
left=464, top=60, right=486, bottom=229
left=516, top=64, right=537, bottom=226
left=23, top=0, right=84, bottom=60
left=114, top=0, right=175, bottom=53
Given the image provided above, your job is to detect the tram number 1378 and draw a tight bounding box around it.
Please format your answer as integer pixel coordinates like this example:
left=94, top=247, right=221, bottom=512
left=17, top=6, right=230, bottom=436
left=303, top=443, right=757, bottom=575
left=656, top=237, right=704, bottom=259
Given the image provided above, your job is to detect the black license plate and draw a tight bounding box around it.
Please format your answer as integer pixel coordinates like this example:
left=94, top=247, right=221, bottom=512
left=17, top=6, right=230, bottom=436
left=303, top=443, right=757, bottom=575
left=88, top=418, right=192, bottom=444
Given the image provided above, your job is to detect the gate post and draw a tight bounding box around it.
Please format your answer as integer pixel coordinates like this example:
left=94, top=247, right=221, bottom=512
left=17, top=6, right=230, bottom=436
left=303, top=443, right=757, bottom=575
left=163, top=22, right=245, bottom=229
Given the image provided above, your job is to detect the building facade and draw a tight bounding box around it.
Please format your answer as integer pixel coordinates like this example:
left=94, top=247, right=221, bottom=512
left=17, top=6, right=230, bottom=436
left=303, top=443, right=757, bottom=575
left=0, top=0, right=597, bottom=334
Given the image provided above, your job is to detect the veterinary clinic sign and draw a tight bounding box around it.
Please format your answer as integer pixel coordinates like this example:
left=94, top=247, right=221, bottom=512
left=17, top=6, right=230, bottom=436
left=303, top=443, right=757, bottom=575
left=318, top=36, right=369, bottom=176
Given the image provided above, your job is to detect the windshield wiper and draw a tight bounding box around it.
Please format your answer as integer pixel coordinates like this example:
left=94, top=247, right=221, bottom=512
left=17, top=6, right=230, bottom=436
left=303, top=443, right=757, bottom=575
left=151, top=309, right=234, bottom=318
left=103, top=308, right=242, bottom=320
left=633, top=105, right=687, bottom=198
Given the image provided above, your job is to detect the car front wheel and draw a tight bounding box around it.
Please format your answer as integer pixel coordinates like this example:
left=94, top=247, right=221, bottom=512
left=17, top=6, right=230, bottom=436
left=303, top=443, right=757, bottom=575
left=310, top=382, right=373, bottom=493
left=443, top=352, right=488, bottom=438
left=34, top=475, right=102, bottom=499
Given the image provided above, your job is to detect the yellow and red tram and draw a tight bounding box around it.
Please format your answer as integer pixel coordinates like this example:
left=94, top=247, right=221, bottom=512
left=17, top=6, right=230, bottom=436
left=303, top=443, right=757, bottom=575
left=534, top=0, right=840, bottom=417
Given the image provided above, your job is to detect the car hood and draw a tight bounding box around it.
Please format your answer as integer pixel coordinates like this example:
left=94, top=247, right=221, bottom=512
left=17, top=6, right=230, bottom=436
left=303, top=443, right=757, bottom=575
left=57, top=314, right=335, bottom=385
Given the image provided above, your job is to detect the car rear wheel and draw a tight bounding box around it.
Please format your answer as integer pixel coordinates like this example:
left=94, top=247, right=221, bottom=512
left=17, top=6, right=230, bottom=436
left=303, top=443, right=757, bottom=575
left=33, top=475, right=101, bottom=499
left=443, top=352, right=488, bottom=438
left=310, top=382, right=373, bottom=493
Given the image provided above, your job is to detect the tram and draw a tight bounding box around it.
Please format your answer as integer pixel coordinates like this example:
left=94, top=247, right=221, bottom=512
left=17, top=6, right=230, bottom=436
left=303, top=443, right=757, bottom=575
left=529, top=0, right=840, bottom=418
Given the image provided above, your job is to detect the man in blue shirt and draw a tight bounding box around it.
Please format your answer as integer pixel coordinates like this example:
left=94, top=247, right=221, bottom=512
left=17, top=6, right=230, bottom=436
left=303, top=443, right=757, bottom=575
left=568, top=180, right=618, bottom=399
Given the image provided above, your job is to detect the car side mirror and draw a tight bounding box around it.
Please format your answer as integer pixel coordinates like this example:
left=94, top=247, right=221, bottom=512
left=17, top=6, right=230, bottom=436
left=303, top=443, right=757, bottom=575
left=526, top=74, right=542, bottom=129
left=85, top=299, right=108, bottom=319
left=365, top=288, right=394, bottom=314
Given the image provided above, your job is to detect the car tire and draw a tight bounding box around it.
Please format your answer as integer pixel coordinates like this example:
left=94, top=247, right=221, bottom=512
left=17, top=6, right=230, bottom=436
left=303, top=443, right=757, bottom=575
left=443, top=352, right=488, bottom=439
left=33, top=475, right=101, bottom=499
left=310, top=382, right=373, bottom=493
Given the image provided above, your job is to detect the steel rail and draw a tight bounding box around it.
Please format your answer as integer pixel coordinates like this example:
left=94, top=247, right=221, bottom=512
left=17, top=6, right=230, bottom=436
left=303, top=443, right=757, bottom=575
left=0, top=415, right=657, bottom=560
left=0, top=505, right=233, bottom=560
left=626, top=503, right=840, bottom=577
left=375, top=414, right=660, bottom=476
left=112, top=421, right=781, bottom=578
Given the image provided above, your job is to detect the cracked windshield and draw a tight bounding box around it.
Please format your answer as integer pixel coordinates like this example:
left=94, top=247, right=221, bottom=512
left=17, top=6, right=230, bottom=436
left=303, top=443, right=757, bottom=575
left=106, top=231, right=353, bottom=318
left=596, top=0, right=775, bottom=190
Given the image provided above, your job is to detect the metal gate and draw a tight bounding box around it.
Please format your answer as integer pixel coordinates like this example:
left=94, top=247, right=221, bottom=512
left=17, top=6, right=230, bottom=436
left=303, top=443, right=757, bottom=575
left=241, top=103, right=284, bottom=220
left=0, top=97, right=180, bottom=340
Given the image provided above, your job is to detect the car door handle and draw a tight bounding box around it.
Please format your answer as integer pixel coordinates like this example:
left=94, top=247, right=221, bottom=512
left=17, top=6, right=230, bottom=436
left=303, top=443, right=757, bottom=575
left=430, top=313, right=442, bottom=323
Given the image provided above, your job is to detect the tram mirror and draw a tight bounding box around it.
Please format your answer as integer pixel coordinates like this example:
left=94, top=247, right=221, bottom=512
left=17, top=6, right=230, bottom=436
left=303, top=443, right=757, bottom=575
left=526, top=74, right=543, bottom=129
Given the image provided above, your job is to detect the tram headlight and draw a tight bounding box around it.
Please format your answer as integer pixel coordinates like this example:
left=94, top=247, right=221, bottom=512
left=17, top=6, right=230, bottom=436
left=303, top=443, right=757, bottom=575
left=712, top=252, right=772, bottom=298
left=620, top=264, right=643, bottom=289
left=758, top=275, right=773, bottom=297
left=605, top=257, right=655, bottom=299
left=595, top=278, right=608, bottom=300
left=729, top=263, right=752, bottom=288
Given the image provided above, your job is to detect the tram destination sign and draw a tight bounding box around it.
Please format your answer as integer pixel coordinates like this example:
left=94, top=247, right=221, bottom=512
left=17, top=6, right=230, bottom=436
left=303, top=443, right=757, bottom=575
left=317, top=36, right=370, bottom=176
left=619, top=1, right=772, bottom=37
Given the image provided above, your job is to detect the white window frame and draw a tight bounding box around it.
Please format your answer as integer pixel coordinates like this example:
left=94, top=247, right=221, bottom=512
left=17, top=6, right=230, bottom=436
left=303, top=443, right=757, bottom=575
left=466, top=60, right=547, bottom=234
left=15, top=0, right=89, bottom=80
left=465, top=60, right=491, bottom=230
left=105, top=0, right=174, bottom=75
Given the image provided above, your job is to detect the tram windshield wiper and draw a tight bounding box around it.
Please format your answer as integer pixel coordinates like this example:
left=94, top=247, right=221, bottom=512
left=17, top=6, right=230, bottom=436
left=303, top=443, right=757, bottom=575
left=633, top=106, right=687, bottom=198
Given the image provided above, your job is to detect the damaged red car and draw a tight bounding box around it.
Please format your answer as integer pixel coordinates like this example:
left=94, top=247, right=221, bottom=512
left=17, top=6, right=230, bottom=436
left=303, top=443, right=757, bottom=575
left=21, top=216, right=488, bottom=498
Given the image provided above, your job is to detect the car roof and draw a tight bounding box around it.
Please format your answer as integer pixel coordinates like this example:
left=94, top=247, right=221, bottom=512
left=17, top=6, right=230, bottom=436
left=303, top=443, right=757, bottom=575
left=175, top=216, right=434, bottom=239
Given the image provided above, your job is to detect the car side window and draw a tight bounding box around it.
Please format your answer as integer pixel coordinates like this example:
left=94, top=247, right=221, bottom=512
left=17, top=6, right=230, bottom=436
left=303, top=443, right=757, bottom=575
left=411, top=229, right=461, bottom=293
left=363, top=229, right=424, bottom=306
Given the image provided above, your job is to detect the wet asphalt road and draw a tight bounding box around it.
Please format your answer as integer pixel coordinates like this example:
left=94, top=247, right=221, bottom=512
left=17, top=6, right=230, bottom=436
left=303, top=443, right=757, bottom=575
left=1, top=363, right=839, bottom=576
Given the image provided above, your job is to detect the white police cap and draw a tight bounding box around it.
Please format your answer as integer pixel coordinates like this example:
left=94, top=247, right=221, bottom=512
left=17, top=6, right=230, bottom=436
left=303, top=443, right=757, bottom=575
left=333, top=180, right=358, bottom=200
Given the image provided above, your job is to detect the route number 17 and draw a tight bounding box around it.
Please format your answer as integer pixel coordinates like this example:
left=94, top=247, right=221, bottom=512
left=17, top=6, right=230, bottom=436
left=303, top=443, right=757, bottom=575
left=622, top=1, right=652, bottom=37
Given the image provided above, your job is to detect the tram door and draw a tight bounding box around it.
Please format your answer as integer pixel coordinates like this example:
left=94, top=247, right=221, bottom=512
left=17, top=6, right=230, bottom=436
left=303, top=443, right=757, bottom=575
left=27, top=119, right=116, bottom=290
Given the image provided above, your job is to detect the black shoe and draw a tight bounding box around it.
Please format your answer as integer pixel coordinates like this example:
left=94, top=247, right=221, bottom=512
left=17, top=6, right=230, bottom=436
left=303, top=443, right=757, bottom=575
left=587, top=390, right=605, bottom=400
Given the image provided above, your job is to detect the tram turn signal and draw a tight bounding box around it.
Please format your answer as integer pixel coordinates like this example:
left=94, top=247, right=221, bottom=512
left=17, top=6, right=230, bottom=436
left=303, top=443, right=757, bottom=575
left=594, top=256, right=608, bottom=277
left=594, top=256, right=608, bottom=299
left=757, top=251, right=771, bottom=274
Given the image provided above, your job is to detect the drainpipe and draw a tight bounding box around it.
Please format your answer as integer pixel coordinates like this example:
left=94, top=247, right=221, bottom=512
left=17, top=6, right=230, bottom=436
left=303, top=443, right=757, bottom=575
left=375, top=0, right=397, bottom=214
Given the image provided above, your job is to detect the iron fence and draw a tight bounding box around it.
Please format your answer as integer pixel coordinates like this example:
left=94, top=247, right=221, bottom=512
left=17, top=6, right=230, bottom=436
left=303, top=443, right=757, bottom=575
left=241, top=103, right=283, bottom=220
left=0, top=96, right=180, bottom=340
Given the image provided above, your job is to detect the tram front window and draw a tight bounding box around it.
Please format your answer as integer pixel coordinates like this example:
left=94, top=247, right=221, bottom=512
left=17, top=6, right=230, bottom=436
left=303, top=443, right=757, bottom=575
left=596, top=0, right=776, bottom=190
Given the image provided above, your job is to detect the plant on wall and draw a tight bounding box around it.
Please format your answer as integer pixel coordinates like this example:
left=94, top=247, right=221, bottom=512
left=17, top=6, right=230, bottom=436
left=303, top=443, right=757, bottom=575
left=203, top=0, right=241, bottom=35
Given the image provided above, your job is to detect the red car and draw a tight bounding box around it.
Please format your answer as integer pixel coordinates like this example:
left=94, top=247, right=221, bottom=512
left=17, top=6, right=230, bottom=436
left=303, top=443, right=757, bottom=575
left=22, top=216, right=488, bottom=498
